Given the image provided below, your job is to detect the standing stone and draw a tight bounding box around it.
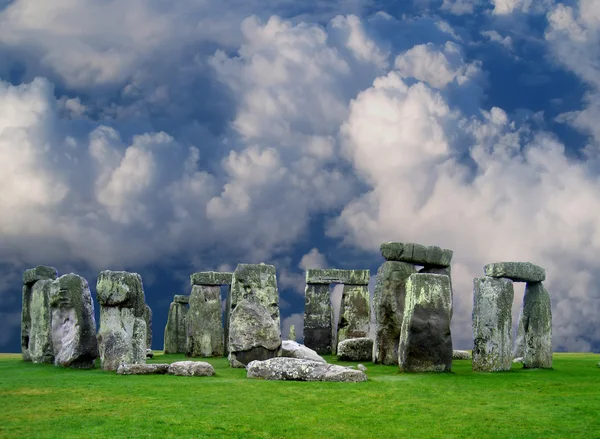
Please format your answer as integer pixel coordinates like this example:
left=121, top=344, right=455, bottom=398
left=228, top=263, right=281, bottom=367
left=96, top=271, right=147, bottom=371
left=21, top=266, right=58, bottom=361
left=49, top=274, right=98, bottom=369
left=288, top=325, right=296, bottom=341
left=398, top=273, right=452, bottom=372
left=337, top=284, right=370, bottom=352
left=187, top=285, right=224, bottom=357
left=472, top=277, right=514, bottom=372
left=303, top=283, right=334, bottom=355
left=164, top=299, right=188, bottom=354
left=28, top=279, right=55, bottom=364
left=144, top=304, right=152, bottom=350
left=419, top=266, right=453, bottom=317
left=519, top=282, right=552, bottom=369
left=373, top=261, right=416, bottom=365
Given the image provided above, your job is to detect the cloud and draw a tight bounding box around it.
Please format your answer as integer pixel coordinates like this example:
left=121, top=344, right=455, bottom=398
left=440, top=0, right=480, bottom=15
left=299, top=248, right=328, bottom=271
left=281, top=312, right=304, bottom=342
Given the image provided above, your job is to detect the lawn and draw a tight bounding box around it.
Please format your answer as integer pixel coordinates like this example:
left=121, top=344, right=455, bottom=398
left=1, top=352, right=599, bottom=439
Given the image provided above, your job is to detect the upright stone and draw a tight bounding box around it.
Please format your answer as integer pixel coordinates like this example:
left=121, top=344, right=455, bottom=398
left=398, top=273, right=452, bottom=372
left=21, top=266, right=58, bottom=361
left=303, top=283, right=334, bottom=355
left=337, top=284, right=370, bottom=352
left=28, top=279, right=55, bottom=364
left=228, top=263, right=281, bottom=367
left=164, top=298, right=188, bottom=354
left=144, top=304, right=152, bottom=349
left=288, top=325, right=296, bottom=341
left=373, top=261, right=416, bottom=365
left=520, top=282, right=553, bottom=369
left=49, top=274, right=98, bottom=369
left=419, top=266, right=453, bottom=317
left=472, top=277, right=514, bottom=372
left=187, top=285, right=224, bottom=357
left=96, top=270, right=147, bottom=371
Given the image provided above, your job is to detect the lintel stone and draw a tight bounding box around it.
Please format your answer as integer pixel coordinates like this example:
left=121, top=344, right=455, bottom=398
left=305, top=269, right=370, bottom=285
left=23, top=266, right=58, bottom=286
left=190, top=271, right=233, bottom=286
left=484, top=262, right=545, bottom=283
left=173, top=295, right=189, bottom=304
left=380, top=242, right=453, bottom=267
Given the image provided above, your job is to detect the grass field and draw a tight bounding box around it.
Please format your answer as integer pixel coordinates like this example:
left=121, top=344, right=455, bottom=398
left=1, top=352, right=599, bottom=439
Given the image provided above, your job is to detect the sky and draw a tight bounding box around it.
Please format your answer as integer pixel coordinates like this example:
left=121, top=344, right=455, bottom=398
left=1, top=0, right=599, bottom=354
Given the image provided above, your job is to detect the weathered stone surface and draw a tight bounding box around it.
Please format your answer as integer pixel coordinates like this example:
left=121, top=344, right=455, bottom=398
left=303, top=283, right=334, bottom=355
left=337, top=337, right=373, bottom=361
left=49, top=274, right=98, bottom=369
left=357, top=364, right=367, bottom=372
left=174, top=295, right=189, bottom=304
left=484, top=262, right=545, bottom=283
left=246, top=358, right=367, bottom=382
left=164, top=302, right=188, bottom=354
left=399, top=273, right=452, bottom=372
left=337, top=284, right=370, bottom=351
left=187, top=285, right=223, bottom=357
left=519, top=282, right=553, bottom=369
left=168, top=360, right=215, bottom=376
left=144, top=304, right=152, bottom=349
left=305, top=269, right=370, bottom=285
left=28, top=280, right=54, bottom=364
left=117, top=363, right=169, bottom=375
left=190, top=271, right=233, bottom=286
left=373, top=261, right=416, bottom=365
left=281, top=340, right=326, bottom=363
left=287, top=325, right=296, bottom=341
left=228, top=263, right=281, bottom=367
left=381, top=242, right=453, bottom=267
left=96, top=271, right=146, bottom=317
left=453, top=350, right=471, bottom=360
left=419, top=266, right=453, bottom=317
left=472, top=277, right=514, bottom=372
left=23, top=265, right=58, bottom=286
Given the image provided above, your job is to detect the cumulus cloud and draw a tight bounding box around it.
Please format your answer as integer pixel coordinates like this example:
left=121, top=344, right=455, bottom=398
left=299, top=248, right=328, bottom=271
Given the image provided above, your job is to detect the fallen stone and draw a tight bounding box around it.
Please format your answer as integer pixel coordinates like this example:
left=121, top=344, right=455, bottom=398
left=520, top=282, right=553, bottom=369
left=281, top=340, right=326, bottom=363
left=190, top=271, right=233, bottom=286
left=28, top=279, right=55, bottom=364
left=484, top=262, right=545, bottom=283
left=187, top=285, right=224, bottom=357
left=49, top=274, right=99, bottom=369
left=164, top=301, right=188, bottom=354
left=452, top=350, right=472, bottom=360
left=174, top=295, right=189, bottom=304
left=399, top=273, right=452, bottom=372
left=472, top=277, right=514, bottom=372
left=380, top=242, right=453, bottom=267
left=23, top=265, right=58, bottom=286
left=337, top=337, right=373, bottom=361
left=357, top=364, right=367, bottom=372
left=303, top=283, right=334, bottom=355
left=168, top=360, right=215, bottom=377
left=305, top=269, right=370, bottom=285
left=146, top=349, right=154, bottom=359
left=117, top=363, right=169, bottom=375
left=373, top=261, right=416, bottom=365
left=246, top=358, right=367, bottom=382
left=144, top=304, right=152, bottom=350
left=337, top=284, right=370, bottom=351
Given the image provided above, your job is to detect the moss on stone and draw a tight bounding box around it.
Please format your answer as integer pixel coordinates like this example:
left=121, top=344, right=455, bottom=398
left=484, top=262, right=545, bottom=283
left=190, top=271, right=233, bottom=286
left=23, top=266, right=58, bottom=286
left=305, top=269, right=370, bottom=285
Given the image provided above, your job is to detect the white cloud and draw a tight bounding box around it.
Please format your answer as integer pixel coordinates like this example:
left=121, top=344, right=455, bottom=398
left=299, top=248, right=328, bottom=271
left=491, top=0, right=555, bottom=15
left=440, top=0, right=479, bottom=15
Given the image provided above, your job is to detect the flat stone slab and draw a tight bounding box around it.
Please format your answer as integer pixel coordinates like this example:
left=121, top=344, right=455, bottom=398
left=305, top=269, right=370, bottom=285
left=117, top=363, right=169, bottom=375
left=337, top=337, right=373, bottom=361
left=173, top=295, right=189, bottom=304
left=190, top=271, right=233, bottom=286
left=484, top=262, right=545, bottom=283
left=380, top=242, right=453, bottom=267
left=281, top=340, right=326, bottom=363
left=23, top=266, right=58, bottom=286
left=246, top=358, right=367, bottom=382
left=168, top=361, right=215, bottom=376
left=452, top=350, right=472, bottom=360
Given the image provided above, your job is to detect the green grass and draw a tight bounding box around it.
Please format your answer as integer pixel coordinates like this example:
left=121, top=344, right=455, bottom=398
left=1, top=352, right=599, bottom=439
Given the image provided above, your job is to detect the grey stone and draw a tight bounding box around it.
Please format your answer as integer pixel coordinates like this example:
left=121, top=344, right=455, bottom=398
left=472, top=277, right=514, bottom=372
left=227, top=263, right=281, bottom=367
left=452, top=350, right=472, bottom=360
left=399, top=273, right=452, bottom=372
left=117, top=363, right=169, bottom=375
left=288, top=325, right=296, bottom=341
left=164, top=302, right=188, bottom=354
left=419, top=266, right=453, bottom=317
left=380, top=242, right=453, bottom=267
left=519, top=282, right=553, bottom=369
left=174, top=295, right=189, bottom=304
left=357, top=364, right=367, bottom=372
left=337, top=337, right=373, bottom=361
left=168, top=360, right=215, bottom=377
left=190, top=271, right=233, bottom=286
left=281, top=340, right=326, bottom=363
left=484, top=262, right=545, bottom=283
left=187, top=285, right=224, bottom=357
left=337, top=284, right=370, bottom=351
left=303, top=283, right=334, bottom=355
left=28, top=280, right=54, bottom=364
left=23, top=265, right=58, bottom=286
left=246, top=357, right=367, bottom=382
left=373, top=261, right=416, bottom=365
left=49, top=274, right=98, bottom=369
left=596, top=362, right=600, bottom=368
left=96, top=271, right=146, bottom=317
left=305, top=269, right=370, bottom=285
left=144, top=304, right=152, bottom=349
